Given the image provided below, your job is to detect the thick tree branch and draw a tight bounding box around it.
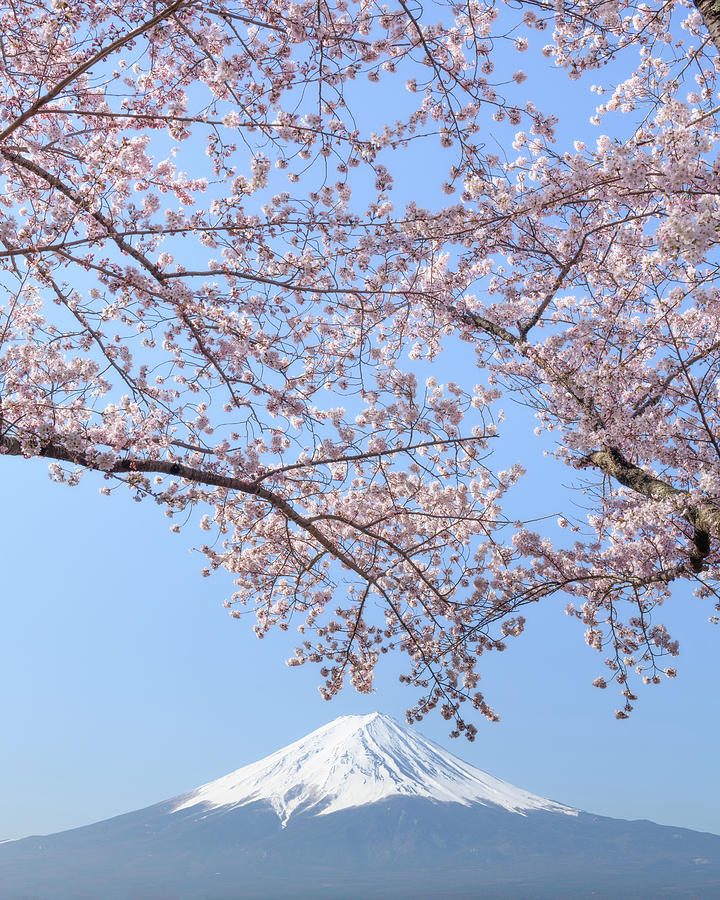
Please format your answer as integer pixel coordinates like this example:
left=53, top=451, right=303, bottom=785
left=580, top=447, right=720, bottom=571
left=694, top=0, right=720, bottom=54
left=0, top=434, right=445, bottom=605
left=0, top=433, right=372, bottom=571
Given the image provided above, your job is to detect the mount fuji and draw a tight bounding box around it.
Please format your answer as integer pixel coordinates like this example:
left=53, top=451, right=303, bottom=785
left=170, top=712, right=576, bottom=825
left=1, top=713, right=719, bottom=899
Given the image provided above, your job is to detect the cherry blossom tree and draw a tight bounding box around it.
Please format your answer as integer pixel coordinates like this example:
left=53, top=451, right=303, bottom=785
left=2, top=0, right=720, bottom=737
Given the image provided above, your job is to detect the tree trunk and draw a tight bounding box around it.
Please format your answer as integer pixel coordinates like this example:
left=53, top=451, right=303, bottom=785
left=694, top=0, right=720, bottom=54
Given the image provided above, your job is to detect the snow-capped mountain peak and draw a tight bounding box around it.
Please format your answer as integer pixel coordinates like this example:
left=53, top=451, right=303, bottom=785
left=170, top=713, right=576, bottom=826
left=5, top=713, right=718, bottom=899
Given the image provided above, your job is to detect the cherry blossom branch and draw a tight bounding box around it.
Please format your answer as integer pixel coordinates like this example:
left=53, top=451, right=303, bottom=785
left=0, top=0, right=188, bottom=145
left=255, top=435, right=487, bottom=482
left=0, top=432, right=389, bottom=579
left=579, top=447, right=720, bottom=571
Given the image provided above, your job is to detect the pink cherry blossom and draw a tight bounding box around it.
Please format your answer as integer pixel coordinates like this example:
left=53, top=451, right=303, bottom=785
left=1, top=0, right=719, bottom=735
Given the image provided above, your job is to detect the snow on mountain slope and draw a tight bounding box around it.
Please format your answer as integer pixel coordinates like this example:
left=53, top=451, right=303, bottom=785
left=171, top=712, right=577, bottom=826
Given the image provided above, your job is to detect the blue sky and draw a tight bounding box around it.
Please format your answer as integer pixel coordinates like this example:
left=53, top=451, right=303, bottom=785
left=2, top=0, right=719, bottom=848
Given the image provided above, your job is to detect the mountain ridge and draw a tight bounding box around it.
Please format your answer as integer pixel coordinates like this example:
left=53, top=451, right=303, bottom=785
left=169, top=712, right=576, bottom=826
left=1, top=712, right=718, bottom=899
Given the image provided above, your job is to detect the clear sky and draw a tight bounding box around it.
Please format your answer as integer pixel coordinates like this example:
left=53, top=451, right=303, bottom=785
left=2, top=404, right=719, bottom=843
left=2, top=0, right=719, bottom=849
